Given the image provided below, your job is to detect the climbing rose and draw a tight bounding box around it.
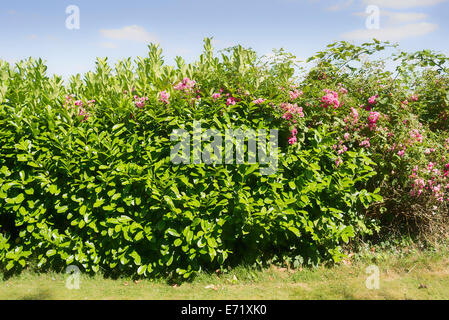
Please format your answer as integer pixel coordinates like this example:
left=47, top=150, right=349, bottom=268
left=280, top=103, right=304, bottom=119
left=287, top=135, right=296, bottom=145
left=368, top=94, right=379, bottom=105
left=289, top=89, right=302, bottom=100
left=368, top=111, right=380, bottom=130
left=320, top=89, right=340, bottom=109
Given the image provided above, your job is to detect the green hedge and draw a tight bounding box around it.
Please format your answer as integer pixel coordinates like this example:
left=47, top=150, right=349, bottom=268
left=0, top=41, right=382, bottom=279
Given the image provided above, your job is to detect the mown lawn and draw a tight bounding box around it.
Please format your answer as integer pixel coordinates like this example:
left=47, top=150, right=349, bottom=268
left=1, top=246, right=448, bottom=300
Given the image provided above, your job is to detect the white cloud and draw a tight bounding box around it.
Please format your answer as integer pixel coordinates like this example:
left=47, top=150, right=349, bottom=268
left=99, top=25, right=157, bottom=43
left=341, top=22, right=438, bottom=40
left=361, top=0, right=447, bottom=9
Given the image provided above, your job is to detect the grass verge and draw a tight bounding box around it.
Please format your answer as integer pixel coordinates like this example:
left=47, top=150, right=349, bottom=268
left=1, top=244, right=448, bottom=300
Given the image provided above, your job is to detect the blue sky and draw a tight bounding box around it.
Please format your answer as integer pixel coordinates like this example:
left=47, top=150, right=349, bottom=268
left=1, top=0, right=448, bottom=78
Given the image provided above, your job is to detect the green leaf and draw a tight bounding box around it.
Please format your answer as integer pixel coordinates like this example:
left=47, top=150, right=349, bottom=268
left=46, top=249, right=57, bottom=257
left=94, top=199, right=105, bottom=208
left=6, top=261, right=14, bottom=271
left=137, top=265, right=147, bottom=275
left=48, top=185, right=60, bottom=195
left=166, top=255, right=174, bottom=266
left=207, top=237, right=218, bottom=248
left=166, top=229, right=180, bottom=237
left=288, top=226, right=301, bottom=237
left=12, top=193, right=25, bottom=204
left=185, top=229, right=194, bottom=243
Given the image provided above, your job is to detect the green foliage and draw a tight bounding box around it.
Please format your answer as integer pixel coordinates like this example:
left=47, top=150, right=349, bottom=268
left=1, top=38, right=446, bottom=279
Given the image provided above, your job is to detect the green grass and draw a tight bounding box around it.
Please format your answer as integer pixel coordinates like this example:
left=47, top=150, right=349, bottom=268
left=1, top=245, right=449, bottom=300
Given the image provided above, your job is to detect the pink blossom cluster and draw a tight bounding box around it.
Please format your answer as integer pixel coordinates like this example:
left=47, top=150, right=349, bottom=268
left=252, top=98, right=266, bottom=105
left=320, top=89, right=340, bottom=109
left=158, top=91, right=170, bottom=104
left=390, top=129, right=424, bottom=157
left=226, top=96, right=237, bottom=106
left=211, top=88, right=225, bottom=101
left=280, top=103, right=304, bottom=144
left=134, top=95, right=149, bottom=108
left=409, top=129, right=424, bottom=143
left=174, top=77, right=196, bottom=92
left=410, top=177, right=426, bottom=197
left=368, top=111, right=381, bottom=130
left=390, top=142, right=407, bottom=157
left=288, top=127, right=298, bottom=145
left=289, top=89, right=303, bottom=101
left=280, top=103, right=304, bottom=120
left=359, top=138, right=371, bottom=149
left=332, top=136, right=349, bottom=154
left=368, top=94, right=379, bottom=105
left=63, top=94, right=92, bottom=121
left=63, top=94, right=76, bottom=110
left=410, top=162, right=449, bottom=202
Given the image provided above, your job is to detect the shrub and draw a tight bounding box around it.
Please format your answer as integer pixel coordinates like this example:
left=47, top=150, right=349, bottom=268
left=0, top=38, right=447, bottom=278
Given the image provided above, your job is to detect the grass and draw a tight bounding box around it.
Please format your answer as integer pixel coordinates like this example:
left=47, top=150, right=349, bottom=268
left=1, top=244, right=449, bottom=300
